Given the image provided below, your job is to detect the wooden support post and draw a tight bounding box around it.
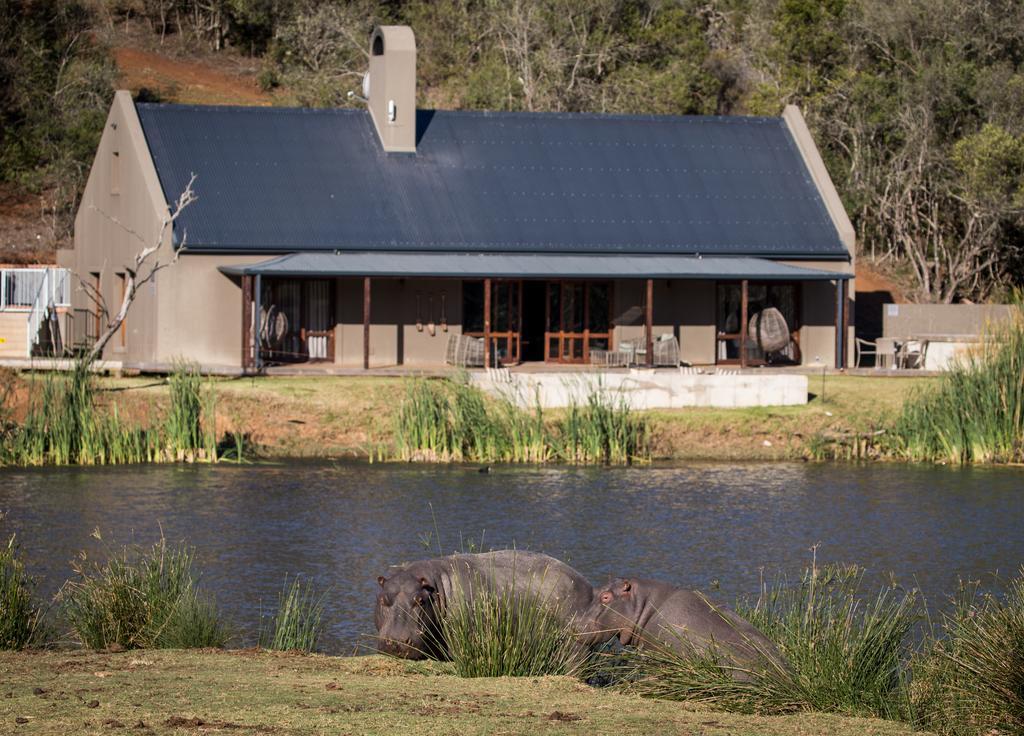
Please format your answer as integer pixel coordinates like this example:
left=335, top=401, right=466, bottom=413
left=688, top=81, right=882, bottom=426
left=645, top=278, right=654, bottom=367
left=740, top=279, right=749, bottom=368
left=483, top=278, right=492, bottom=368
left=253, top=274, right=262, bottom=371
left=241, top=275, right=253, bottom=372
left=835, top=279, right=846, bottom=369
left=363, top=276, right=371, bottom=370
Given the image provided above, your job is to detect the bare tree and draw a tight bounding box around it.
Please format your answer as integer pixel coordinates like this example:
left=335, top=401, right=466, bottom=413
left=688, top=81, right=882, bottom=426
left=80, top=175, right=197, bottom=363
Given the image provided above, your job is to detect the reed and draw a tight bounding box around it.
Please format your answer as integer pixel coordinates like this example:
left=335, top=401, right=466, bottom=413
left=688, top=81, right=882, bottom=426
left=893, top=306, right=1024, bottom=463
left=60, top=533, right=230, bottom=650
left=0, top=535, right=50, bottom=649
left=737, top=561, right=918, bottom=720
left=0, top=360, right=233, bottom=466
left=392, top=377, right=649, bottom=465
left=605, top=637, right=805, bottom=716
left=258, top=575, right=326, bottom=653
left=165, top=360, right=203, bottom=455
left=555, top=386, right=650, bottom=464
left=604, top=561, right=917, bottom=718
left=912, top=570, right=1024, bottom=736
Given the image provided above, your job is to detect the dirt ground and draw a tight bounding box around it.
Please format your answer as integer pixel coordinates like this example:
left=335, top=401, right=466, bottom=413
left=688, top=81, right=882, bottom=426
left=112, top=46, right=272, bottom=106
left=0, top=649, right=923, bottom=736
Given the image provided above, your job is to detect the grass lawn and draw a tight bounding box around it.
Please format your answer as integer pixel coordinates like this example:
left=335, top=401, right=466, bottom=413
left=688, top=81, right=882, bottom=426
left=0, top=650, right=923, bottom=736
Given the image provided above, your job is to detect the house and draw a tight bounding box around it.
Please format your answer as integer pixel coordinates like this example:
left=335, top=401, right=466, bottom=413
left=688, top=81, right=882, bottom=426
left=60, top=25, right=854, bottom=374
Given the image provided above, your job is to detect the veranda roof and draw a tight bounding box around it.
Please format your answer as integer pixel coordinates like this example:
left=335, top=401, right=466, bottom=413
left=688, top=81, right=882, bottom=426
left=218, top=252, right=851, bottom=280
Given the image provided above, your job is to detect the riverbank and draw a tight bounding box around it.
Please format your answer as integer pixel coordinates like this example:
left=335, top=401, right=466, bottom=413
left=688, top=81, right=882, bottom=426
left=0, top=649, right=921, bottom=735
left=76, top=373, right=933, bottom=462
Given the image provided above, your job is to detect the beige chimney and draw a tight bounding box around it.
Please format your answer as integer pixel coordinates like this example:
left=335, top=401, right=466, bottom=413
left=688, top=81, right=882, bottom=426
left=366, top=26, right=417, bottom=153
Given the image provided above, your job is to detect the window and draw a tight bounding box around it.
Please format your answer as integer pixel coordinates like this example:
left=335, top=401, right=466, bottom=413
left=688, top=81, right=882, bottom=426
left=110, top=150, right=120, bottom=195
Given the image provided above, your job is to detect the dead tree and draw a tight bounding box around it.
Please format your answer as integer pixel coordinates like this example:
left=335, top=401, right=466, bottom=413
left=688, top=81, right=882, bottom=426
left=80, top=174, right=197, bottom=364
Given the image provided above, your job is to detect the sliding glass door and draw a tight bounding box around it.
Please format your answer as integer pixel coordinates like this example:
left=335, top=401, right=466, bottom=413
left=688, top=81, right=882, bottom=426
left=545, top=281, right=612, bottom=363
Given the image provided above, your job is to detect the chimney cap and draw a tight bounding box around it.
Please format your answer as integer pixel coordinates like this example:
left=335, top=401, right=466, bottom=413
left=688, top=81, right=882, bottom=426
left=370, top=25, right=416, bottom=56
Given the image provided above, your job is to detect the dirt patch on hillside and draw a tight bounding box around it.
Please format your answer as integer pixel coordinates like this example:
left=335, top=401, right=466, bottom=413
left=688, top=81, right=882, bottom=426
left=0, top=184, right=59, bottom=264
left=113, top=46, right=272, bottom=106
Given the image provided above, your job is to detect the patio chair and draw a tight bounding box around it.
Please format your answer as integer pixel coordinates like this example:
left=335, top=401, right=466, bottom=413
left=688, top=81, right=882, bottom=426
left=652, top=334, right=680, bottom=366
left=856, top=337, right=897, bottom=368
left=898, top=339, right=927, bottom=370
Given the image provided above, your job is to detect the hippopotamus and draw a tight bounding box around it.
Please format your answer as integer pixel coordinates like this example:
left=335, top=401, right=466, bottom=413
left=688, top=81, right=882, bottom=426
left=375, top=550, right=594, bottom=659
left=579, top=577, right=786, bottom=678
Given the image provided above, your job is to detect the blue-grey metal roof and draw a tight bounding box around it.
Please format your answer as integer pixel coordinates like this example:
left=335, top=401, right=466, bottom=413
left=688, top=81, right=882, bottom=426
left=218, top=252, right=851, bottom=280
left=137, top=104, right=848, bottom=259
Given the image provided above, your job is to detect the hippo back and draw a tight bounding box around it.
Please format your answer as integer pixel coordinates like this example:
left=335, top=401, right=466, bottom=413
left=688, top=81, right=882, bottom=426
left=446, top=550, right=594, bottom=621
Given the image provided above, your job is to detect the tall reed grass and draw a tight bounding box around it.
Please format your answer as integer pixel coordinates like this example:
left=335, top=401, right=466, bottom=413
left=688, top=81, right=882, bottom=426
left=599, top=559, right=918, bottom=720
left=912, top=570, right=1024, bottom=736
left=393, top=376, right=649, bottom=465
left=258, top=575, right=326, bottom=653
left=738, top=562, right=918, bottom=720
left=893, top=306, right=1024, bottom=463
left=0, top=535, right=50, bottom=649
left=436, top=578, right=590, bottom=678
left=558, top=386, right=650, bottom=464
left=0, top=360, right=229, bottom=466
left=60, top=533, right=230, bottom=650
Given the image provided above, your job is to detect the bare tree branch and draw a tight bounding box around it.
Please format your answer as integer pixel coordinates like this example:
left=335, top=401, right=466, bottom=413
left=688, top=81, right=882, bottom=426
left=82, top=174, right=197, bottom=364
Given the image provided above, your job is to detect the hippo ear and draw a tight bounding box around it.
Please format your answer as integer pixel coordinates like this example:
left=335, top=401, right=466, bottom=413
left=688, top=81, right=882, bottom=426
left=418, top=576, right=435, bottom=594
left=377, top=575, right=387, bottom=587
left=620, top=580, right=632, bottom=594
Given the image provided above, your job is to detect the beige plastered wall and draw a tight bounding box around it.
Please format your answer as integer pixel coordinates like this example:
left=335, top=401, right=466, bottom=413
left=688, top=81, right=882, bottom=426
left=336, top=277, right=462, bottom=367
left=0, top=312, right=29, bottom=358
left=59, top=90, right=169, bottom=366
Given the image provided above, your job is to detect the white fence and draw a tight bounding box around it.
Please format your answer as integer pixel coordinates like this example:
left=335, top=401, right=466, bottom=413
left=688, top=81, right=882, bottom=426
left=1, top=267, right=71, bottom=311
left=0, top=267, right=72, bottom=358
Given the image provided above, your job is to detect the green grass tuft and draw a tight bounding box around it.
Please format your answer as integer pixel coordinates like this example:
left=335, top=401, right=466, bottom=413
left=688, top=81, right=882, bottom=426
left=738, top=561, right=918, bottom=720
left=435, top=577, right=590, bottom=678
left=912, top=569, right=1024, bottom=735
left=60, top=533, right=230, bottom=650
left=258, top=575, right=326, bottom=653
left=602, top=560, right=918, bottom=720
left=0, top=534, right=50, bottom=649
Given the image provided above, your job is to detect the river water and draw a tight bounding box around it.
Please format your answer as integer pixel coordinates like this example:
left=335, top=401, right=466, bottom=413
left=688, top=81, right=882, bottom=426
left=1, top=461, right=1022, bottom=653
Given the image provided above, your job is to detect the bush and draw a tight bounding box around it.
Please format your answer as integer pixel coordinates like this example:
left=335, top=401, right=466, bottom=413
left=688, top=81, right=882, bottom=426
left=437, top=578, right=590, bottom=678
left=0, top=535, right=49, bottom=649
left=61, top=534, right=229, bottom=650
left=258, top=575, right=326, bottom=653
left=912, top=570, right=1024, bottom=735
